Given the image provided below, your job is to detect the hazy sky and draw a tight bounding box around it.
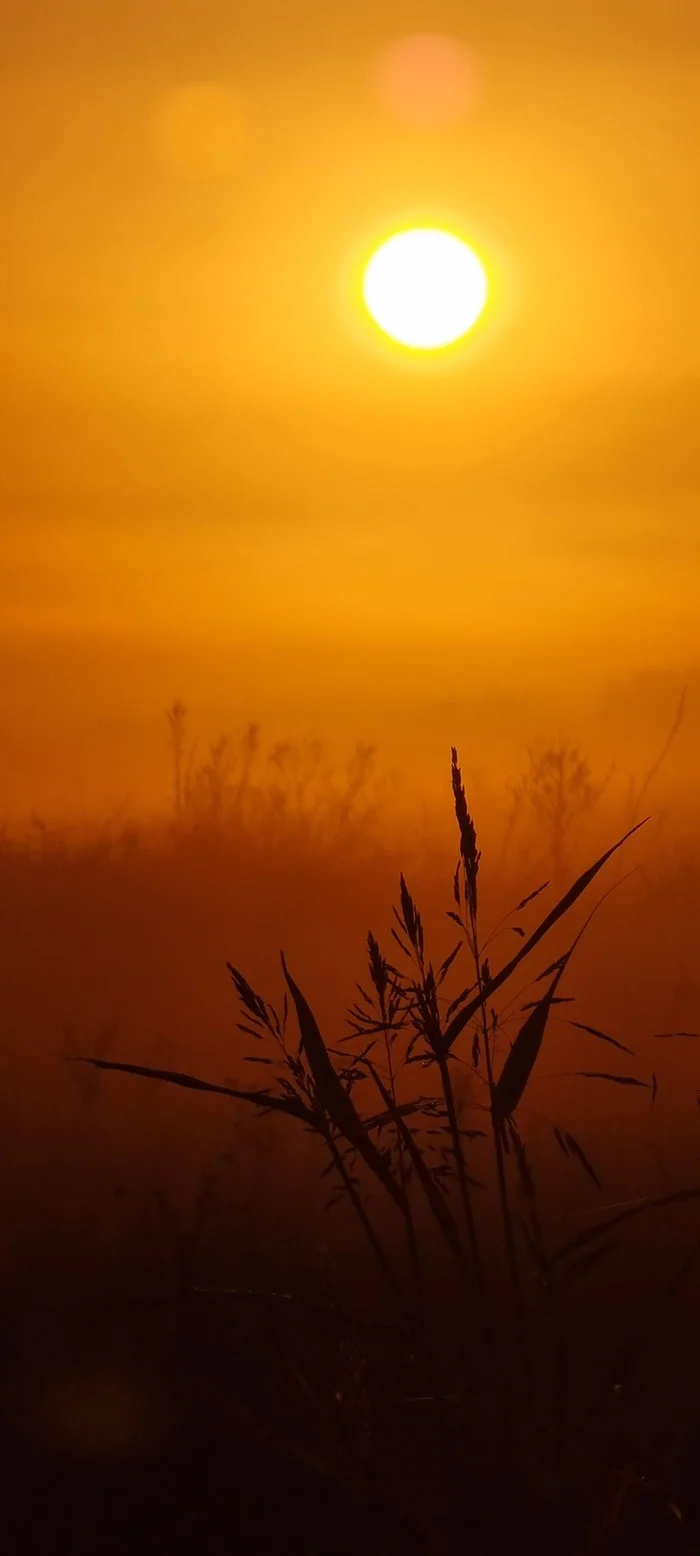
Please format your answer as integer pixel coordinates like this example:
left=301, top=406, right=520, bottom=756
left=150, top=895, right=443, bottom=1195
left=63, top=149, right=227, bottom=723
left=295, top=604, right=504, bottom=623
left=2, top=1, right=699, bottom=810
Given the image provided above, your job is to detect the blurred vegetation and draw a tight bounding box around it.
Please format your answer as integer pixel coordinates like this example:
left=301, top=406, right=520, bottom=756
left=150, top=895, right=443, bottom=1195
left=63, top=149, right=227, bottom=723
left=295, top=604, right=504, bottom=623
left=0, top=695, right=699, bottom=1551
left=165, top=700, right=393, bottom=854
left=68, top=730, right=700, bottom=1552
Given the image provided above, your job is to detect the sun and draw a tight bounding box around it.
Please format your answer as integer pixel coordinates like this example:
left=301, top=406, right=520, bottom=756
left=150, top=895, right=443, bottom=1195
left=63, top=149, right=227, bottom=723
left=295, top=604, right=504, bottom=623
left=362, top=227, right=488, bottom=350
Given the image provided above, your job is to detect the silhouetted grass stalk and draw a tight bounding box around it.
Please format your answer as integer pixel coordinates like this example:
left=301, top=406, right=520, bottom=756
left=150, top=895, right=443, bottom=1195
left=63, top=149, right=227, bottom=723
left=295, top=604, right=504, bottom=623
left=471, top=903, right=526, bottom=1337
left=377, top=972, right=428, bottom=1337
left=450, top=748, right=528, bottom=1400
left=73, top=745, right=687, bottom=1515
left=323, top=1126, right=407, bottom=1321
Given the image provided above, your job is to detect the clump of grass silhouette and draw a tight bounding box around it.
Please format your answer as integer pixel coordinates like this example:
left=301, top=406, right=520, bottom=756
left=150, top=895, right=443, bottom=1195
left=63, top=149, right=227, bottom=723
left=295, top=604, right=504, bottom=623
left=500, top=741, right=613, bottom=891
left=165, top=701, right=390, bottom=853
left=495, top=685, right=688, bottom=897
left=71, top=746, right=700, bottom=1540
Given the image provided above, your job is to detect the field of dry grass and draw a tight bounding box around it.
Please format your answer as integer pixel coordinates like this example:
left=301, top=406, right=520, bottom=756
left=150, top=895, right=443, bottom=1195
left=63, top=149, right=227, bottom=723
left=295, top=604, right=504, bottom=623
left=2, top=712, right=700, bottom=1552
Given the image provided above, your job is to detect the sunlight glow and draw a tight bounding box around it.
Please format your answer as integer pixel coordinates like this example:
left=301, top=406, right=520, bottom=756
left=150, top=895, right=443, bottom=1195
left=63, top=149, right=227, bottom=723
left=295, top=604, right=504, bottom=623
left=152, top=82, right=247, bottom=179
left=372, top=34, right=480, bottom=126
left=362, top=228, right=488, bottom=350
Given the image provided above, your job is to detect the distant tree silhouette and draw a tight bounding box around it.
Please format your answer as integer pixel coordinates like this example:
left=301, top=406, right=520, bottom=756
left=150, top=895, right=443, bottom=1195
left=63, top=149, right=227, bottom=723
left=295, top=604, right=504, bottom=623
left=520, top=742, right=612, bottom=889
left=167, top=701, right=188, bottom=819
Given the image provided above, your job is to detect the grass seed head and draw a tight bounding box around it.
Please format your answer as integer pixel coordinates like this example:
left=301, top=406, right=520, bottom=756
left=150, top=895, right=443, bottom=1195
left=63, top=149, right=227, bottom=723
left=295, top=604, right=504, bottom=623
left=451, top=748, right=480, bottom=920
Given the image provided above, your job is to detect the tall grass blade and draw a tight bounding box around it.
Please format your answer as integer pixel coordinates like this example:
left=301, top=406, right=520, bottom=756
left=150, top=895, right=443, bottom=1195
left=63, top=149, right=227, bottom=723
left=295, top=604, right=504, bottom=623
left=567, top=1021, right=635, bottom=1056
left=561, top=1131, right=603, bottom=1190
left=364, top=1101, right=423, bottom=1131
left=280, top=953, right=406, bottom=1212
left=364, top=1059, right=467, bottom=1272
left=492, top=972, right=560, bottom=1122
left=550, top=1187, right=700, bottom=1267
left=67, top=1056, right=317, bottom=1122
left=443, top=818, right=648, bottom=1052
left=576, top=1072, right=649, bottom=1088
left=514, top=883, right=549, bottom=911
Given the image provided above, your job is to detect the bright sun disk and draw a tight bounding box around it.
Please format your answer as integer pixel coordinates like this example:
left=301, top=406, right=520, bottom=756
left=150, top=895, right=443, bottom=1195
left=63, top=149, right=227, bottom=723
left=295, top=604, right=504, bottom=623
left=362, top=228, right=488, bottom=349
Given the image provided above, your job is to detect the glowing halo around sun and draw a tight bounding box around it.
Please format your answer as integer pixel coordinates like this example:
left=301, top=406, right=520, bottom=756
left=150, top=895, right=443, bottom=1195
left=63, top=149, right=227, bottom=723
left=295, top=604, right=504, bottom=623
left=362, top=228, right=488, bottom=350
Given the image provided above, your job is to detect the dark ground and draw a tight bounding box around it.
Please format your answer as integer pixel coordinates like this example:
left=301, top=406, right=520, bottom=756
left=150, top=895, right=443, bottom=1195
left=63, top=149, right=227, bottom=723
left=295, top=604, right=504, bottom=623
left=2, top=1272, right=699, bottom=1556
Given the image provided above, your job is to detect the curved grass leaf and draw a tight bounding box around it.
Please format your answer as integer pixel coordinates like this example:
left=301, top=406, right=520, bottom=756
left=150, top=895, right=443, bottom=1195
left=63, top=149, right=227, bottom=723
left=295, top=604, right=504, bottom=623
left=437, top=941, right=463, bottom=984
left=492, top=877, right=636, bottom=1122
left=522, top=995, right=573, bottom=1010
left=443, top=818, right=648, bottom=1052
left=576, top=1072, right=649, bottom=1088
left=567, top=1021, right=635, bottom=1056
left=280, top=954, right=406, bottom=1213
left=561, top=1130, right=603, bottom=1190
left=550, top=1186, right=700, bottom=1267
left=515, top=882, right=550, bottom=912
left=364, top=1100, right=424, bottom=1131
left=67, top=1056, right=317, bottom=1123
left=363, top=1058, right=467, bottom=1271
left=492, top=973, right=560, bottom=1122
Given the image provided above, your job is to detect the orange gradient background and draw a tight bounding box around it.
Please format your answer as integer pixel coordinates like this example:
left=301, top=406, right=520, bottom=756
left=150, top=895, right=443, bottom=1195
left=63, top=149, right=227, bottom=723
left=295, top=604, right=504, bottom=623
left=1, top=1, right=699, bottom=815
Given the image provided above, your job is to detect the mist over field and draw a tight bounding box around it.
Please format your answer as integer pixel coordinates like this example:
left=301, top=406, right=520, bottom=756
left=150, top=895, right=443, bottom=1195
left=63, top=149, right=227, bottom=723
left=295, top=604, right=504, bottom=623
left=3, top=2, right=700, bottom=1551
left=3, top=687, right=699, bottom=1275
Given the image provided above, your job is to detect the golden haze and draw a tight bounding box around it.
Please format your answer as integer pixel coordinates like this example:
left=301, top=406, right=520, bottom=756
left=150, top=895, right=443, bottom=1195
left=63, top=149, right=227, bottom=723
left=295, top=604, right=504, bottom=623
left=0, top=2, right=699, bottom=811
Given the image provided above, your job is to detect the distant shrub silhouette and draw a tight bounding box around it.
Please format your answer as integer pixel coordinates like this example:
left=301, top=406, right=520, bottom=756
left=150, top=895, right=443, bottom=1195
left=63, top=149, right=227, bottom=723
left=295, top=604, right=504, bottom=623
left=165, top=701, right=391, bottom=853
left=517, top=741, right=612, bottom=888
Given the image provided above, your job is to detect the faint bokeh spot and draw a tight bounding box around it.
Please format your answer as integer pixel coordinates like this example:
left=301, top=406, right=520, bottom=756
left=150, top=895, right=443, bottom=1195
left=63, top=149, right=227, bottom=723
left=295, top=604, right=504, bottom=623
left=151, top=82, right=248, bottom=179
left=372, top=35, right=481, bottom=127
left=31, top=1365, right=163, bottom=1460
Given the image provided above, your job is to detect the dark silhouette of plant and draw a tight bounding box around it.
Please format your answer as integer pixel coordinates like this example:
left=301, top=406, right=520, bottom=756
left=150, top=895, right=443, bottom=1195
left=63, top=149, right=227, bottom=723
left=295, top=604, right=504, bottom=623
left=517, top=742, right=612, bottom=889
left=165, top=703, right=389, bottom=853
left=73, top=741, right=700, bottom=1520
left=625, top=683, right=687, bottom=826
left=167, top=700, right=188, bottom=820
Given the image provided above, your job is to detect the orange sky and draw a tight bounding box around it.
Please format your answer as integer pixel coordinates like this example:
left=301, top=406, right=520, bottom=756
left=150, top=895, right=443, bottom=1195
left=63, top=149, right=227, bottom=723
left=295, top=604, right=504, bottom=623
left=2, top=1, right=700, bottom=813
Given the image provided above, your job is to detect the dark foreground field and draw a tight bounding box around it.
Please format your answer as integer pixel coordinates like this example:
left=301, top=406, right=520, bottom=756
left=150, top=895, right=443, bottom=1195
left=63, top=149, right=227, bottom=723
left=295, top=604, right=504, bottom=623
left=4, top=1258, right=700, bottom=1556
left=2, top=732, right=700, bottom=1553
left=1, top=1278, right=429, bottom=1556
